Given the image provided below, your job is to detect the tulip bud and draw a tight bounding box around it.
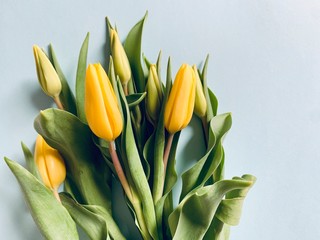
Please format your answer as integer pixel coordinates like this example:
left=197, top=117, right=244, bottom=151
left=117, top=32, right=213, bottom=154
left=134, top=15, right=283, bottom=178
left=33, top=45, right=62, bottom=98
left=164, top=64, right=196, bottom=134
left=192, top=65, right=207, bottom=117
left=110, top=29, right=131, bottom=86
left=85, top=63, right=123, bottom=141
left=34, top=135, right=66, bottom=190
left=146, top=65, right=163, bottom=124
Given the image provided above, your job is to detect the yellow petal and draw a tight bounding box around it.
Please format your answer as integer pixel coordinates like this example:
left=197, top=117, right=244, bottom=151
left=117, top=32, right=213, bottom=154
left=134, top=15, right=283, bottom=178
left=164, top=64, right=196, bottom=133
left=85, top=63, right=123, bottom=141
left=34, top=135, right=66, bottom=190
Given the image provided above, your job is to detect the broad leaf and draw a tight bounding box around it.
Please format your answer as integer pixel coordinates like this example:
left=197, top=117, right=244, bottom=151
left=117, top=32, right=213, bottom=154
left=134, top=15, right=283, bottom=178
left=169, top=176, right=255, bottom=240
left=4, top=158, right=79, bottom=240
left=61, top=193, right=125, bottom=240
left=34, top=109, right=112, bottom=210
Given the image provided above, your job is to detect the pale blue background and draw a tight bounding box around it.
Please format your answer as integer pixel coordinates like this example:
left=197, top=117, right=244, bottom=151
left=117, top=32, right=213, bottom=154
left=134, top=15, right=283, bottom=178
left=1, top=0, right=320, bottom=239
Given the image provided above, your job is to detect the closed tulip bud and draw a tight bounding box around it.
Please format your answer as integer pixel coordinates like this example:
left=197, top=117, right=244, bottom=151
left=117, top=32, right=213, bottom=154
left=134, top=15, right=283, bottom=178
left=146, top=65, right=163, bottom=124
left=33, top=45, right=62, bottom=98
left=164, top=64, right=196, bottom=134
left=85, top=63, right=123, bottom=141
left=34, top=135, right=66, bottom=190
left=110, top=29, right=131, bottom=87
left=192, top=65, right=207, bottom=117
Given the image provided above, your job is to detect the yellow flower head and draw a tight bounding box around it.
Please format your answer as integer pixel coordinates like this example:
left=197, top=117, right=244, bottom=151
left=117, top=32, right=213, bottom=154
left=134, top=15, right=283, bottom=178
left=146, top=64, right=163, bottom=124
left=192, top=65, right=207, bottom=118
left=85, top=63, right=123, bottom=141
left=33, top=45, right=62, bottom=98
left=34, top=135, right=66, bottom=190
left=110, top=29, right=131, bottom=86
left=164, top=64, right=196, bottom=134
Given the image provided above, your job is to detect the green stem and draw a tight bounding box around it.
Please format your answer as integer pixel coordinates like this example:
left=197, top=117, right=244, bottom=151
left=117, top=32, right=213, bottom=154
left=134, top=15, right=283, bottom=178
left=54, top=96, right=64, bottom=110
left=53, top=188, right=61, bottom=203
left=108, top=141, right=133, bottom=201
left=163, top=133, right=174, bottom=175
left=201, top=116, right=209, bottom=149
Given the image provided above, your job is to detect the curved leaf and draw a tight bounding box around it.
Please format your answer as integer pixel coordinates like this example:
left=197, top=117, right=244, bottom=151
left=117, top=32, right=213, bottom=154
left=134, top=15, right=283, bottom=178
left=180, top=113, right=232, bottom=200
left=169, top=176, right=255, bottom=240
left=21, top=141, right=41, bottom=180
left=61, top=193, right=125, bottom=240
left=126, top=92, right=146, bottom=108
left=216, top=175, right=257, bottom=226
left=124, top=12, right=148, bottom=93
left=4, top=158, right=79, bottom=240
left=76, top=33, right=89, bottom=123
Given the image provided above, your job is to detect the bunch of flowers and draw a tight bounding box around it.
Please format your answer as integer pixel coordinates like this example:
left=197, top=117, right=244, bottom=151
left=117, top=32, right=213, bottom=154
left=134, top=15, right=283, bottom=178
left=5, top=13, right=255, bottom=240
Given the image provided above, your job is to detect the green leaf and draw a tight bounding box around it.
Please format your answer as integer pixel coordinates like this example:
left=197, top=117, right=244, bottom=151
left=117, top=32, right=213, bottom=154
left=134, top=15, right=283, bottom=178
left=180, top=113, right=232, bottom=200
left=169, top=176, right=255, bottom=240
left=49, top=44, right=77, bottom=115
left=21, top=141, right=41, bottom=180
left=203, top=217, right=230, bottom=240
left=34, top=108, right=112, bottom=210
left=201, top=55, right=218, bottom=121
left=208, top=88, right=218, bottom=117
left=152, top=58, right=172, bottom=204
left=126, top=92, right=146, bottom=108
left=215, top=175, right=257, bottom=226
left=4, top=158, right=79, bottom=240
left=76, top=33, right=89, bottom=123
left=119, top=80, right=159, bottom=240
left=61, top=193, right=125, bottom=240
left=124, top=12, right=148, bottom=93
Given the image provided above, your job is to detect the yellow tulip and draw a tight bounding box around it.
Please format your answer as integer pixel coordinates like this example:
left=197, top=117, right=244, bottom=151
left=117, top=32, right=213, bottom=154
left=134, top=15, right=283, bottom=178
left=34, top=135, right=66, bottom=190
left=164, top=64, right=196, bottom=134
left=85, top=63, right=123, bottom=141
left=192, top=65, right=207, bottom=117
left=33, top=45, right=62, bottom=98
left=110, top=29, right=131, bottom=86
left=146, top=64, right=163, bottom=124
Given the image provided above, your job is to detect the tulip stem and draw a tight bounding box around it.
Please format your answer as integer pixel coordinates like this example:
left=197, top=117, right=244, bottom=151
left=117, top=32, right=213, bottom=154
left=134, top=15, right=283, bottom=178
left=163, top=133, right=174, bottom=185
left=54, top=96, right=64, bottom=110
left=108, top=141, right=133, bottom=201
left=201, top=116, right=209, bottom=148
left=53, top=188, right=61, bottom=203
left=123, top=83, right=128, bottom=96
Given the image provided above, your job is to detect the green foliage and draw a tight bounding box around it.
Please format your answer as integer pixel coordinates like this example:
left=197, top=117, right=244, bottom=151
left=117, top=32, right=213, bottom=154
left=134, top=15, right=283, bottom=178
left=5, top=13, right=255, bottom=240
left=4, top=158, right=79, bottom=240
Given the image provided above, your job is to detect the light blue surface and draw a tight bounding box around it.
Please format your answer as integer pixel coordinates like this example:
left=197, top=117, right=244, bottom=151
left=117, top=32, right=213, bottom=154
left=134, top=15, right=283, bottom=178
left=1, top=0, right=320, bottom=239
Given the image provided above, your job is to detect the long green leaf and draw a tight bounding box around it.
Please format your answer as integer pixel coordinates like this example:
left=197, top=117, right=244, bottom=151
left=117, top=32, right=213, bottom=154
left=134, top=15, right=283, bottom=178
left=34, top=108, right=112, bottom=210
left=119, top=80, right=158, bottom=240
left=4, top=158, right=79, bottom=240
left=61, top=193, right=125, bottom=240
left=21, top=141, right=41, bottom=180
left=124, top=12, right=148, bottom=93
left=76, top=33, right=89, bottom=123
left=169, top=176, right=255, bottom=240
left=180, top=113, right=232, bottom=200
left=50, top=44, right=77, bottom=115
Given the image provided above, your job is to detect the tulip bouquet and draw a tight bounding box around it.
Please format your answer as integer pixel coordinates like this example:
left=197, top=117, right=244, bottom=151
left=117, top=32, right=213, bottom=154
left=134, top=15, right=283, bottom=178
left=5, top=13, right=255, bottom=240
